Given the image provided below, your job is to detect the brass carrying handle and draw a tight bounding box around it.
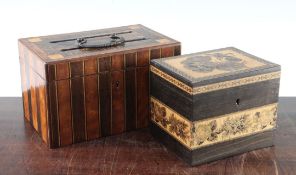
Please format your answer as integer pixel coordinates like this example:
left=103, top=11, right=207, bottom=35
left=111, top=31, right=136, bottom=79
left=60, top=33, right=146, bottom=52
left=76, top=34, right=125, bottom=49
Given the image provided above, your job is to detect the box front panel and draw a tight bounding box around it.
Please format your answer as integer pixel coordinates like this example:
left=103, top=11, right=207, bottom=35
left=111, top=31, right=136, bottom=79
left=192, top=76, right=280, bottom=120
left=111, top=70, right=125, bottom=134
left=151, top=121, right=274, bottom=166
left=99, top=72, right=112, bottom=136
left=125, top=68, right=137, bottom=131
left=71, top=76, right=87, bottom=143
left=45, top=45, right=180, bottom=148
left=136, top=66, right=149, bottom=128
left=57, top=79, right=72, bottom=146
left=47, top=76, right=59, bottom=147
left=150, top=95, right=277, bottom=165
left=85, top=74, right=100, bottom=140
left=151, top=96, right=277, bottom=149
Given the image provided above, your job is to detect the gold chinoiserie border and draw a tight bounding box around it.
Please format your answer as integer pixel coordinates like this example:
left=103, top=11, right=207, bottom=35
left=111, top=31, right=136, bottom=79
left=150, top=96, right=277, bottom=150
left=150, top=65, right=280, bottom=95
left=150, top=65, right=193, bottom=94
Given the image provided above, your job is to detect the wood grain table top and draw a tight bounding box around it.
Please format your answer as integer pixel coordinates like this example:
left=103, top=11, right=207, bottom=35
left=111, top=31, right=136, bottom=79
left=0, top=97, right=295, bottom=175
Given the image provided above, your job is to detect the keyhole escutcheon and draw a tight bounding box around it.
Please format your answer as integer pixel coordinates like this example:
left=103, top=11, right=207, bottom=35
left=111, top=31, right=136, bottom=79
left=236, top=98, right=240, bottom=106
left=115, top=81, right=119, bottom=88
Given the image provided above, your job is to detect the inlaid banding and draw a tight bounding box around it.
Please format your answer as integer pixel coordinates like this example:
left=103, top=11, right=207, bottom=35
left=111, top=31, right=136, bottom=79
left=150, top=65, right=280, bottom=95
left=150, top=96, right=277, bottom=150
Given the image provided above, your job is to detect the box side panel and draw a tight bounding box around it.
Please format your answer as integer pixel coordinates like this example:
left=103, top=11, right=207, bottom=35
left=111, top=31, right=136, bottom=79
left=35, top=73, right=49, bottom=144
left=18, top=41, right=49, bottom=145
left=29, top=62, right=39, bottom=132
left=150, top=72, right=193, bottom=119
left=28, top=70, right=50, bottom=144
left=19, top=58, right=31, bottom=122
left=150, top=122, right=193, bottom=165
left=18, top=40, right=47, bottom=79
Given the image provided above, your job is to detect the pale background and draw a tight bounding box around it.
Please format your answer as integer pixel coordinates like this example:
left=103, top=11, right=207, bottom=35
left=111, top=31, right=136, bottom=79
left=0, top=0, right=295, bottom=96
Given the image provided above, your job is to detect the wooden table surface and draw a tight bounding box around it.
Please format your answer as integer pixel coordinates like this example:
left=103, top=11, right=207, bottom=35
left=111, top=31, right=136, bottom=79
left=0, top=97, right=295, bottom=175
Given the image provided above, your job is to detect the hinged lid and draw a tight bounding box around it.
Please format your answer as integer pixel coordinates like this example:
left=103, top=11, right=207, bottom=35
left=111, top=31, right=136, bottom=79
left=150, top=47, right=280, bottom=95
left=19, top=24, right=179, bottom=63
